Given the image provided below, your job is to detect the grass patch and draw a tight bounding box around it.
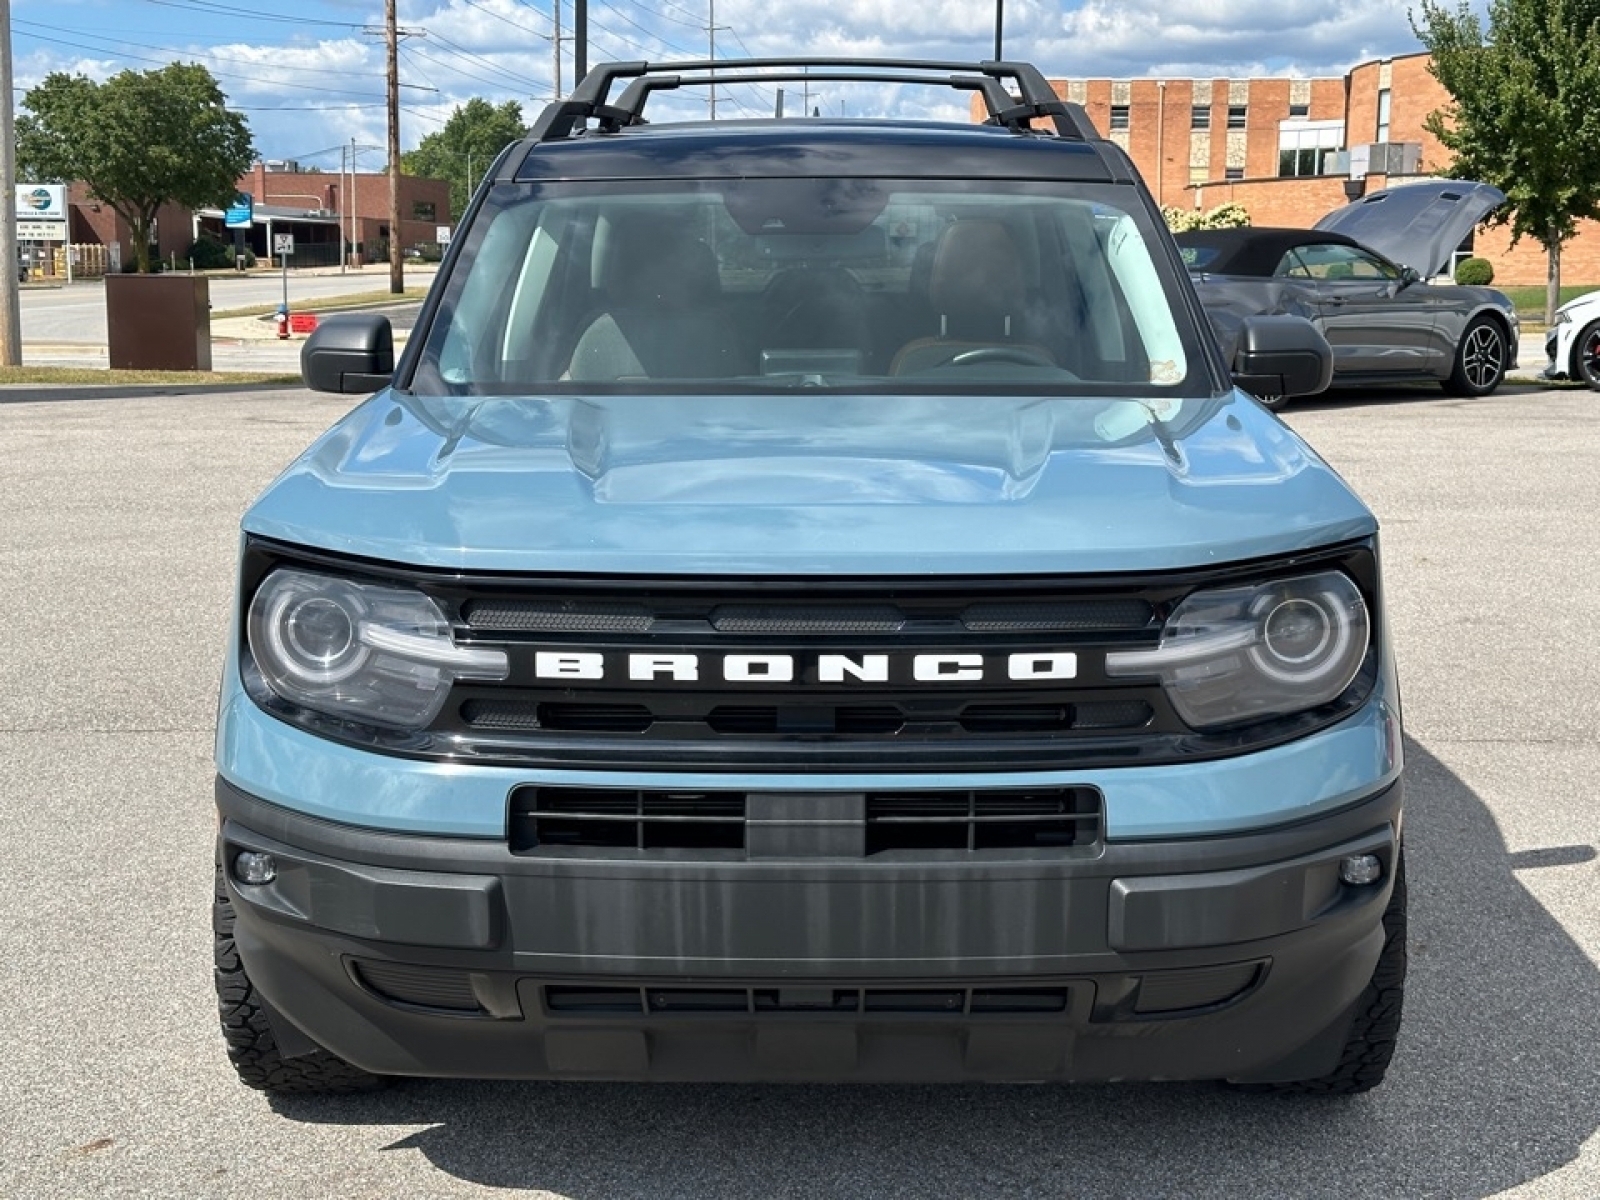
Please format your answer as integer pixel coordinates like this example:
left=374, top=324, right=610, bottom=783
left=0, top=366, right=301, bottom=386
left=1500, top=283, right=1597, bottom=320
left=211, top=288, right=426, bottom=320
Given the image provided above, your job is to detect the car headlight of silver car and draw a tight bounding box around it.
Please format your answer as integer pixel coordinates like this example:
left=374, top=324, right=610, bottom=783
left=247, top=568, right=507, bottom=729
left=1105, top=570, right=1369, bottom=729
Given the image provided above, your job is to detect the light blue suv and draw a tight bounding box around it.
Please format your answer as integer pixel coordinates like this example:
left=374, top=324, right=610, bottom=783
left=213, top=58, right=1403, bottom=1095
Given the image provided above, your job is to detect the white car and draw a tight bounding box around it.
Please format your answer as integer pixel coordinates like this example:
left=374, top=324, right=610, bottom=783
left=1543, top=290, right=1600, bottom=388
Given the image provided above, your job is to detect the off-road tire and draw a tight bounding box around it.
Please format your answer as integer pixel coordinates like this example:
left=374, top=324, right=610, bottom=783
left=1441, top=317, right=1507, bottom=396
left=1235, top=852, right=1407, bottom=1095
left=1571, top=320, right=1600, bottom=390
left=214, top=861, right=386, bottom=1095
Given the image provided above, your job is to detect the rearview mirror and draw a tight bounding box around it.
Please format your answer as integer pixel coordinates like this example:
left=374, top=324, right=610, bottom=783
left=1230, top=314, right=1333, bottom=399
left=301, top=313, right=395, bottom=394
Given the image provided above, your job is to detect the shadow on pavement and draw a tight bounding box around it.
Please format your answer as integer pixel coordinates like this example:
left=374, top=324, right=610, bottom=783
left=0, top=382, right=305, bottom=405
left=269, top=738, right=1600, bottom=1198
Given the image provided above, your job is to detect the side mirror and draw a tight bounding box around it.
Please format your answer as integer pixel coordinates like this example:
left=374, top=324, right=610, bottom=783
left=301, top=313, right=395, bottom=394
left=1230, top=314, right=1333, bottom=399
left=1397, top=265, right=1422, bottom=290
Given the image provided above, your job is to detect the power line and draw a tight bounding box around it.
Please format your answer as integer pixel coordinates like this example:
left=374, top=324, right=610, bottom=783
left=141, top=0, right=365, bottom=28
left=12, top=28, right=391, bottom=100
left=13, top=18, right=397, bottom=83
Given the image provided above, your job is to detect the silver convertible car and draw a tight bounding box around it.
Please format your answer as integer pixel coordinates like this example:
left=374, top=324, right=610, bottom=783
left=1178, top=180, right=1518, bottom=409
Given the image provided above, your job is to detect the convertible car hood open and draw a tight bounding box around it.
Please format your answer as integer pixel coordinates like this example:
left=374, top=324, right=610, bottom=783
left=1313, top=179, right=1505, bottom=277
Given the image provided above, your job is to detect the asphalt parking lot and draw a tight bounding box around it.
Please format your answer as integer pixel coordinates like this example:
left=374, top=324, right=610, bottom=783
left=1, top=379, right=1597, bottom=1199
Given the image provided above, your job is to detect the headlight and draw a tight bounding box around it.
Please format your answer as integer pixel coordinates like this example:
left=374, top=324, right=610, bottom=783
left=1105, top=571, right=1369, bottom=730
left=247, top=569, right=507, bottom=730
left=1555, top=309, right=1571, bottom=326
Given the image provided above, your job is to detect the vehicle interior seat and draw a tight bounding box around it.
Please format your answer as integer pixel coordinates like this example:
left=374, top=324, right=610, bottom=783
left=566, top=214, right=747, bottom=380
left=758, top=266, right=873, bottom=370
left=888, top=221, right=1056, bottom=375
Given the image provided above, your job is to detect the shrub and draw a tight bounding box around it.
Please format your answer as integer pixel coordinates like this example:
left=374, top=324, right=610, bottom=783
left=1163, top=202, right=1252, bottom=233
left=187, top=236, right=256, bottom=270
left=1455, top=256, right=1494, bottom=286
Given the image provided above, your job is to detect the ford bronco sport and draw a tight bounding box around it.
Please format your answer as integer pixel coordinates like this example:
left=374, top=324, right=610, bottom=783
left=213, top=58, right=1403, bottom=1095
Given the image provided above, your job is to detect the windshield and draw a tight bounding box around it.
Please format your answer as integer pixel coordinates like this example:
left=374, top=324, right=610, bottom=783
left=411, top=178, right=1208, bottom=398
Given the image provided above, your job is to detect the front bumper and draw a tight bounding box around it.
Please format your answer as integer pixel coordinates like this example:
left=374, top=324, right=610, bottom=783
left=219, top=774, right=1402, bottom=1084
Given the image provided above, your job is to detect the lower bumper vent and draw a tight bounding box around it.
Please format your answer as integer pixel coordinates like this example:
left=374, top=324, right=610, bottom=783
left=545, top=984, right=1075, bottom=1017
left=352, top=961, right=484, bottom=1013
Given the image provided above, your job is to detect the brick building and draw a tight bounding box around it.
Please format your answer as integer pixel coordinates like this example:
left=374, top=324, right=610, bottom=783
left=57, top=162, right=451, bottom=274
left=1005, top=52, right=1598, bottom=286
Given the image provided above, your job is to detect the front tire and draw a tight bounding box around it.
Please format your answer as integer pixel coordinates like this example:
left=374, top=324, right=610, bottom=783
left=1442, top=317, right=1507, bottom=396
left=1234, top=852, right=1407, bottom=1095
left=213, top=860, right=386, bottom=1095
left=1570, top=320, right=1600, bottom=390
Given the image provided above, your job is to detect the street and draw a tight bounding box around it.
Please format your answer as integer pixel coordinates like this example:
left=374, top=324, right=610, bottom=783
left=0, top=380, right=1596, bottom=1198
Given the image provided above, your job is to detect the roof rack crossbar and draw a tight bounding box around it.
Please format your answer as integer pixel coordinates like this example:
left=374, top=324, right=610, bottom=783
left=528, top=57, right=1098, bottom=142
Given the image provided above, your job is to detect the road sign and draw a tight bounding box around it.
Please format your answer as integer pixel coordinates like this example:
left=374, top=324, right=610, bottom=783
left=436, top=225, right=452, bottom=245
left=273, top=233, right=295, bottom=256
left=225, top=192, right=254, bottom=229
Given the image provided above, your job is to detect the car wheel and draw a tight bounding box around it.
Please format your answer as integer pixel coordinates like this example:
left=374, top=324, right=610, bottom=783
left=1231, top=851, right=1406, bottom=1095
left=1570, top=320, right=1600, bottom=390
left=214, top=858, right=387, bottom=1095
left=1251, top=391, right=1289, bottom=412
left=1442, top=317, right=1507, bottom=396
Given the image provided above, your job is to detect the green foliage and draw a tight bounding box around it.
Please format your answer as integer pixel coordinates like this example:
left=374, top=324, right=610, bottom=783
left=17, top=64, right=255, bottom=273
left=1455, top=256, right=1496, bottom=285
left=187, top=235, right=255, bottom=270
left=1412, top=0, right=1600, bottom=320
left=1162, top=202, right=1252, bottom=233
left=400, top=98, right=526, bottom=224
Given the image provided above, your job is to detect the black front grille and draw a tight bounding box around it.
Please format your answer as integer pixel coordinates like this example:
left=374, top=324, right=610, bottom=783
left=510, top=786, right=1103, bottom=857
left=865, top=788, right=1100, bottom=853
left=242, top=537, right=1382, bottom=772
left=545, top=983, right=1076, bottom=1017
left=513, top=787, right=746, bottom=851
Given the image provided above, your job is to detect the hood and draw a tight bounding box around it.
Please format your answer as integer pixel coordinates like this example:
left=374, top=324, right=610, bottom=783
left=1556, top=289, right=1600, bottom=321
left=242, top=391, right=1376, bottom=576
left=1313, top=179, right=1505, bottom=277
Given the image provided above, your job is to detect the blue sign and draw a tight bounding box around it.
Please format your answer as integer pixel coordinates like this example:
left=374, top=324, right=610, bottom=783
left=225, top=192, right=254, bottom=228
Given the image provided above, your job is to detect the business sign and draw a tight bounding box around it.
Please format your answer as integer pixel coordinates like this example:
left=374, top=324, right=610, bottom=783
left=17, top=220, right=65, bottom=241
left=225, top=192, right=254, bottom=228
left=15, top=184, right=66, bottom=221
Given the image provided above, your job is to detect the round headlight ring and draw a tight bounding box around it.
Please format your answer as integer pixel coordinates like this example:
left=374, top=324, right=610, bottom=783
left=260, top=581, right=370, bottom=687
left=1245, top=581, right=1362, bottom=688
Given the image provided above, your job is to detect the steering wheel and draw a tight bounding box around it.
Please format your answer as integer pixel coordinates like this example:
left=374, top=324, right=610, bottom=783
left=947, top=346, right=1055, bottom=368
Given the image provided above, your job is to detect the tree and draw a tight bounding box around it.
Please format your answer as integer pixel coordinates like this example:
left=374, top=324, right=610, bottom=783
left=17, top=64, right=255, bottom=273
left=1413, top=0, right=1600, bottom=322
left=401, top=99, right=526, bottom=226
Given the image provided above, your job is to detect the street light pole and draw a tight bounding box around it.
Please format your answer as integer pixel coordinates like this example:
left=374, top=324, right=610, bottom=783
left=0, top=0, right=23, bottom=365
left=385, top=0, right=404, bottom=294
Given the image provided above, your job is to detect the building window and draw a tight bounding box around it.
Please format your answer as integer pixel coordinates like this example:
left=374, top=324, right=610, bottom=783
left=1376, top=88, right=1392, bottom=142
left=1109, top=104, right=1130, bottom=130
left=1224, top=166, right=1245, bottom=181
left=1277, top=119, right=1345, bottom=177
left=1191, top=105, right=1211, bottom=129
left=1289, top=102, right=1310, bottom=118
left=412, top=200, right=437, bottom=221
left=1227, top=105, right=1247, bottom=129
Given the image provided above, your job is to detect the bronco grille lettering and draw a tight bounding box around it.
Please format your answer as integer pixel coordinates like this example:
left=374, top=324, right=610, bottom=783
left=525, top=651, right=1081, bottom=684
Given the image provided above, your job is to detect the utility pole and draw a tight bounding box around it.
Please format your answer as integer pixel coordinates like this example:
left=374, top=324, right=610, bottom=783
left=348, top=136, right=357, bottom=268
left=0, top=0, right=22, bottom=365
left=552, top=0, right=562, bottom=99
left=574, top=0, right=587, bottom=84
left=386, top=0, right=403, bottom=294
left=707, top=0, right=729, bottom=119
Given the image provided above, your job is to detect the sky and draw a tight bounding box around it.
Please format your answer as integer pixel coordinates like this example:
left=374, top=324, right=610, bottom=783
left=12, top=0, right=1438, bottom=168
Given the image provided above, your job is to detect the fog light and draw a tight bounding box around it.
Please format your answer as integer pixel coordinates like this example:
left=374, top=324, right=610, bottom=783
left=234, top=850, right=277, bottom=885
left=1339, top=853, right=1382, bottom=886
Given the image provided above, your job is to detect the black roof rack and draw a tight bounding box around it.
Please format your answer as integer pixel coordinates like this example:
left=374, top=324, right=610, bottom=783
left=526, top=57, right=1098, bottom=143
